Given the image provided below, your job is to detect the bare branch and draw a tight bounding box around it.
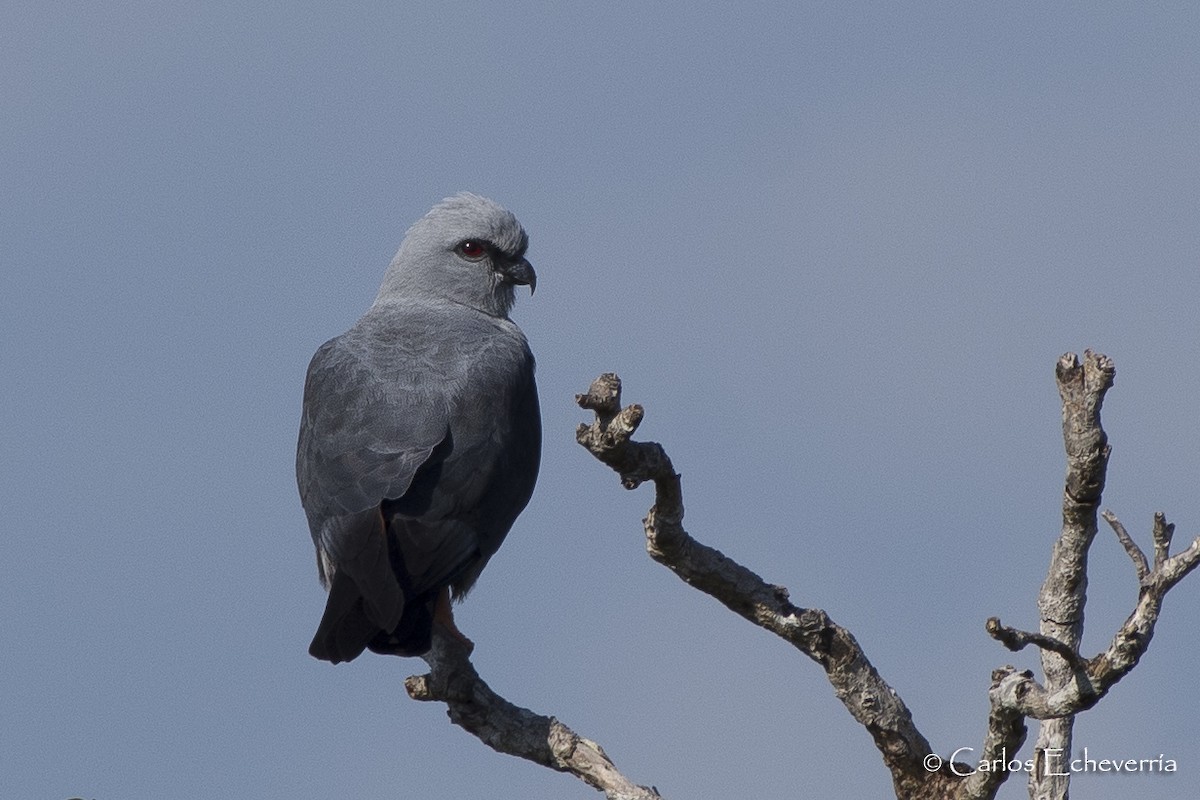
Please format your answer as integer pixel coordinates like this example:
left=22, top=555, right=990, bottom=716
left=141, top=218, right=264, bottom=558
left=1101, top=509, right=1148, bottom=581
left=570, top=361, right=1198, bottom=800
left=1083, top=513, right=1200, bottom=694
left=1151, top=511, right=1175, bottom=571
left=970, top=352, right=1200, bottom=799
left=984, top=618, right=1087, bottom=673
left=978, top=514, right=1200, bottom=743
left=406, top=630, right=660, bottom=800
left=958, top=667, right=1030, bottom=800
left=576, top=374, right=965, bottom=800
left=1019, top=350, right=1113, bottom=799
left=1158, top=530, right=1200, bottom=590
left=987, top=514, right=1200, bottom=725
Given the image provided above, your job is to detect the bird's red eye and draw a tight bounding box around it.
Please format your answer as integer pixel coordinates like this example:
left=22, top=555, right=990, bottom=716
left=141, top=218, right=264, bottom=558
left=457, top=241, right=486, bottom=259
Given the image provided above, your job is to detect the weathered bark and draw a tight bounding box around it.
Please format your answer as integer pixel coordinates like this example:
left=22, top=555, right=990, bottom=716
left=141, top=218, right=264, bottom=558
left=398, top=355, right=1198, bottom=800
left=1030, top=351, right=1113, bottom=800
left=405, top=631, right=661, bottom=800
left=981, top=352, right=1200, bottom=800
left=575, top=373, right=963, bottom=800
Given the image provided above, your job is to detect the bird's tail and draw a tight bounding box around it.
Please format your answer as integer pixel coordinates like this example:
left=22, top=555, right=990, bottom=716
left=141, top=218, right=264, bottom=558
left=309, top=514, right=439, bottom=663
left=308, top=574, right=436, bottom=662
left=308, top=571, right=379, bottom=663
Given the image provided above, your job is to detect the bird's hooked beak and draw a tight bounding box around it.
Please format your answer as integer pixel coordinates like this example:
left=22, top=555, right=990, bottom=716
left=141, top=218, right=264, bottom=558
left=500, top=257, right=537, bottom=295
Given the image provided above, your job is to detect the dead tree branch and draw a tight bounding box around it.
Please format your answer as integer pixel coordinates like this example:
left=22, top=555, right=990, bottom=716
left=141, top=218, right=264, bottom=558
left=1022, top=350, right=1115, bottom=799
left=574, top=361, right=1199, bottom=800
left=1102, top=510, right=1149, bottom=581
left=984, top=511, right=1200, bottom=729
left=405, top=630, right=660, bottom=800
left=576, top=373, right=967, bottom=800
left=985, top=618, right=1088, bottom=672
left=974, top=351, right=1200, bottom=800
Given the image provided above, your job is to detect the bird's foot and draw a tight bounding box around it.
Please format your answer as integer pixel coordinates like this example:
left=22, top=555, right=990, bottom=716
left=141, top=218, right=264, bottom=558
left=433, top=587, right=475, bottom=654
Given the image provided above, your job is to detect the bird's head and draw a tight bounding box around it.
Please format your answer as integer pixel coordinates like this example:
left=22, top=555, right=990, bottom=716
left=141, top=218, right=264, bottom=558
left=375, top=193, right=535, bottom=318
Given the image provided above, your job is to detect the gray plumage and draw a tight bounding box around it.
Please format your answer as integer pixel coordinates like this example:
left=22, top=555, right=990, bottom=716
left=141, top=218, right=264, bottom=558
left=297, top=193, right=541, bottom=663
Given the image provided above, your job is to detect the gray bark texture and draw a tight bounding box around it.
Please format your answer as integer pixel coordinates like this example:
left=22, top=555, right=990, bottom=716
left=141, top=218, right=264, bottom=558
left=405, top=632, right=662, bottom=800
left=402, top=353, right=1199, bottom=800
left=986, top=352, right=1200, bottom=799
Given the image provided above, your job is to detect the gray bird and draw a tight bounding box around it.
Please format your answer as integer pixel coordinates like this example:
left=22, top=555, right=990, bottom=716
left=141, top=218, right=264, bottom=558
left=297, top=193, right=541, bottom=663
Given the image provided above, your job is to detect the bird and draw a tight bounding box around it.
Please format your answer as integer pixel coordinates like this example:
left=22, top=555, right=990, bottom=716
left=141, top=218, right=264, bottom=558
left=296, top=193, right=541, bottom=663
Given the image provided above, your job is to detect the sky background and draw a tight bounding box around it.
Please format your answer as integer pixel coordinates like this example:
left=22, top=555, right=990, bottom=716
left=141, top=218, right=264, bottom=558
left=3, top=3, right=1199, bottom=799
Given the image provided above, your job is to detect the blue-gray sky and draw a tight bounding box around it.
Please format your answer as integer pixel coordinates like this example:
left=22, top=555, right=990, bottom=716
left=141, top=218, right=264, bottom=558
left=3, top=4, right=1199, bottom=798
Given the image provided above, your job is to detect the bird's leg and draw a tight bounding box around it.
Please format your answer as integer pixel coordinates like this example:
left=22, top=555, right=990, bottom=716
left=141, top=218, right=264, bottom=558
left=433, top=586, right=475, bottom=653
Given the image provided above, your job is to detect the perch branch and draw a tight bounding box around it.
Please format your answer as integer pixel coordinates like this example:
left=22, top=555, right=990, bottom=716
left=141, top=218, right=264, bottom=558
left=405, top=629, right=660, bottom=800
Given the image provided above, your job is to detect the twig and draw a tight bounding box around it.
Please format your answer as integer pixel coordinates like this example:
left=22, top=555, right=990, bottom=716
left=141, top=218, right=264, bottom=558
left=984, top=618, right=1088, bottom=673
left=1084, top=513, right=1200, bottom=691
left=1102, top=510, right=1148, bottom=581
left=1151, top=511, right=1175, bottom=572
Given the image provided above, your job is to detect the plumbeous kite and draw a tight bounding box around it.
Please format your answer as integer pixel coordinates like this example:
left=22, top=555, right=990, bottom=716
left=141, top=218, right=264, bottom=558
left=297, top=193, right=541, bottom=663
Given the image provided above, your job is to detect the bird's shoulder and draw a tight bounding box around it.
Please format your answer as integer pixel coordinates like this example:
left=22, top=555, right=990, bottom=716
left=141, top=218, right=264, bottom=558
left=355, top=298, right=534, bottom=386
left=296, top=298, right=534, bottom=508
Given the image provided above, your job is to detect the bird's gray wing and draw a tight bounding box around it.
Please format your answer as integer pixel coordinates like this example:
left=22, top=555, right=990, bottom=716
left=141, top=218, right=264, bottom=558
left=296, top=333, right=451, bottom=630
left=450, top=344, right=540, bottom=597
left=383, top=330, right=542, bottom=601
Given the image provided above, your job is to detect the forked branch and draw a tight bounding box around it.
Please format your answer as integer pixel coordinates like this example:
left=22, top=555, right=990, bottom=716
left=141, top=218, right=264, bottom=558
left=980, top=351, right=1200, bottom=800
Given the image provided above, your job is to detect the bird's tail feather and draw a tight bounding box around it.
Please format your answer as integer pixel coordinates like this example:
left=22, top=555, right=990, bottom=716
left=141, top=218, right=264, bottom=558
left=309, top=524, right=440, bottom=663
left=308, top=571, right=381, bottom=663
left=308, top=575, right=436, bottom=662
